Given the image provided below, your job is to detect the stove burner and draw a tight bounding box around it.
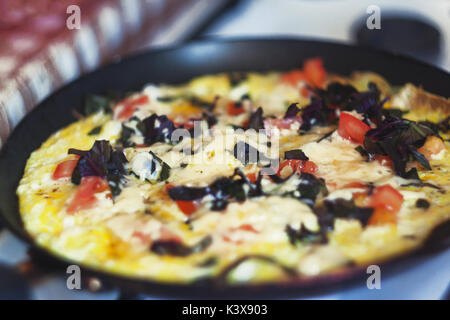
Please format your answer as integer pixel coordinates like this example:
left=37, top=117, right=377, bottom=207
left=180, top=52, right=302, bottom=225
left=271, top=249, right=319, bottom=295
left=354, top=15, right=442, bottom=65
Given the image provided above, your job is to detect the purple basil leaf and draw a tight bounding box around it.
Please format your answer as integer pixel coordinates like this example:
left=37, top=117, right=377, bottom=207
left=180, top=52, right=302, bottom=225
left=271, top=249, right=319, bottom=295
left=248, top=107, right=264, bottom=130
left=141, top=114, right=176, bottom=146
left=284, top=103, right=301, bottom=118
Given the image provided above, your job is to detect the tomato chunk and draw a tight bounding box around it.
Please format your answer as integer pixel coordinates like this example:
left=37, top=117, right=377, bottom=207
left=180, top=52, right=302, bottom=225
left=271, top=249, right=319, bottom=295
left=175, top=200, right=200, bottom=216
left=281, top=70, right=306, bottom=87
left=116, top=95, right=149, bottom=120
left=303, top=57, right=326, bottom=87
left=368, top=208, right=397, bottom=226
left=338, top=112, right=370, bottom=144
left=165, top=183, right=175, bottom=192
left=165, top=184, right=201, bottom=215
left=417, top=136, right=445, bottom=160
left=174, top=118, right=198, bottom=130
left=374, top=155, right=393, bottom=168
left=281, top=58, right=326, bottom=90
left=66, top=177, right=110, bottom=214
left=342, top=182, right=367, bottom=189
left=369, top=184, right=404, bottom=213
left=246, top=172, right=258, bottom=183
left=235, top=224, right=258, bottom=233
left=278, top=159, right=318, bottom=176
left=264, top=117, right=302, bottom=132
left=227, top=102, right=245, bottom=116
left=52, top=159, right=78, bottom=180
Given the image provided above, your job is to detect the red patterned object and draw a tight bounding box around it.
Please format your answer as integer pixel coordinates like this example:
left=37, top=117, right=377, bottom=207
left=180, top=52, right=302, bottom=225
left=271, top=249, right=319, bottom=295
left=0, top=0, right=211, bottom=147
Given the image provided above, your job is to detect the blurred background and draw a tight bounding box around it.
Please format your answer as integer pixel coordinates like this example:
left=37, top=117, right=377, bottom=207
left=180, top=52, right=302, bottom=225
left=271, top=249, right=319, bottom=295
left=0, top=0, right=449, bottom=299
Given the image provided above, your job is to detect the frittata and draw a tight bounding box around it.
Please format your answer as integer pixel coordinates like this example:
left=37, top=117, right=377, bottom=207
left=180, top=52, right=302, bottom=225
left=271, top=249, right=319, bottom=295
left=17, top=58, right=450, bottom=284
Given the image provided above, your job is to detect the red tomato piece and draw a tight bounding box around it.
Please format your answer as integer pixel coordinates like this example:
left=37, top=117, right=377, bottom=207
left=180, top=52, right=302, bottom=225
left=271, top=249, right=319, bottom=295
left=281, top=70, right=306, bottom=87
left=173, top=117, right=202, bottom=131
left=264, top=117, right=303, bottom=132
left=277, top=160, right=318, bottom=176
left=116, top=95, right=149, bottom=120
left=246, top=172, right=258, bottom=183
left=368, top=208, right=397, bottom=226
left=303, top=57, right=326, bottom=87
left=338, top=113, right=370, bottom=144
left=165, top=183, right=175, bottom=192
left=342, top=182, right=367, bottom=189
left=369, top=185, right=404, bottom=213
left=374, top=155, right=393, bottom=168
left=52, top=159, right=78, bottom=180
left=227, top=102, right=245, bottom=116
left=175, top=200, right=200, bottom=216
left=66, top=177, right=110, bottom=214
left=235, top=224, right=258, bottom=233
left=301, top=161, right=319, bottom=175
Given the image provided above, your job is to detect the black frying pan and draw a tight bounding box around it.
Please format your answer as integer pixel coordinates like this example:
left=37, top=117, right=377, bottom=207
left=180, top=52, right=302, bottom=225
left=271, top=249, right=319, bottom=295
left=1, top=39, right=449, bottom=299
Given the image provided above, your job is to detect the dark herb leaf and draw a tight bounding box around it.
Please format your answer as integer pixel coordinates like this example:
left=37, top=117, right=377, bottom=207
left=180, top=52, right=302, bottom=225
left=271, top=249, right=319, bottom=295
left=316, top=82, right=387, bottom=126
left=118, top=125, right=136, bottom=148
left=151, top=236, right=212, bottom=257
left=284, top=103, right=301, bottom=118
left=189, top=97, right=217, bottom=111
left=314, top=199, right=374, bottom=228
left=363, top=117, right=437, bottom=177
left=140, top=114, right=176, bottom=146
left=300, top=98, right=335, bottom=131
left=439, top=116, right=449, bottom=132
left=355, top=145, right=368, bottom=158
left=316, top=82, right=358, bottom=107
left=285, top=225, right=327, bottom=246
left=382, top=108, right=409, bottom=118
left=409, top=148, right=431, bottom=170
left=69, top=140, right=128, bottom=197
left=247, top=107, right=264, bottom=130
left=157, top=96, right=179, bottom=103
left=233, top=141, right=271, bottom=166
left=317, top=130, right=335, bottom=143
left=168, top=169, right=263, bottom=211
left=295, top=173, right=328, bottom=207
left=415, top=199, right=430, bottom=209
left=84, top=94, right=112, bottom=116
left=197, top=256, right=218, bottom=267
left=285, top=149, right=309, bottom=161
left=229, top=72, right=247, bottom=87
left=202, top=112, right=218, bottom=128
left=168, top=186, right=208, bottom=201
left=88, top=125, right=102, bottom=136
left=404, top=168, right=420, bottom=180
left=240, top=93, right=251, bottom=101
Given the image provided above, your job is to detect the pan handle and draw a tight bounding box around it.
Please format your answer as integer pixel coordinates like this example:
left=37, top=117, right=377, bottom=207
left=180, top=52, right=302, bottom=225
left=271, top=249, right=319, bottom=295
left=183, top=0, right=240, bottom=43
